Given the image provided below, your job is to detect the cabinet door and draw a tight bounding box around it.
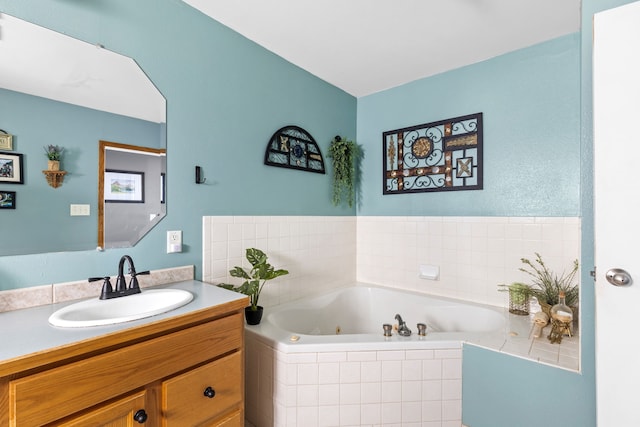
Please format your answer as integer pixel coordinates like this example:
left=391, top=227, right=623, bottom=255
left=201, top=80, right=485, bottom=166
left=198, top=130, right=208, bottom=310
left=210, top=410, right=243, bottom=427
left=162, top=352, right=242, bottom=426
left=10, top=313, right=242, bottom=426
left=57, top=390, right=147, bottom=427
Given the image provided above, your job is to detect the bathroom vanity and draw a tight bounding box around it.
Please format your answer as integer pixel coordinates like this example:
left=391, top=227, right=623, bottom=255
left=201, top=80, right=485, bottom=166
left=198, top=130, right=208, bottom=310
left=0, top=281, right=247, bottom=426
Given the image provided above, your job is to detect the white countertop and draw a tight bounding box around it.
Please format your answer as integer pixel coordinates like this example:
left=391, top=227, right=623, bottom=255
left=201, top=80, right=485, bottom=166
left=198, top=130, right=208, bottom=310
left=0, top=280, right=246, bottom=363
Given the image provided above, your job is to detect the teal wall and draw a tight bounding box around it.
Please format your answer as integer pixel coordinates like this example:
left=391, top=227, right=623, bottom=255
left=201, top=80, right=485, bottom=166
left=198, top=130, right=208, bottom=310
left=355, top=0, right=639, bottom=425
left=357, top=35, right=591, bottom=426
left=0, top=88, right=161, bottom=256
left=0, top=0, right=356, bottom=289
left=356, top=34, right=581, bottom=217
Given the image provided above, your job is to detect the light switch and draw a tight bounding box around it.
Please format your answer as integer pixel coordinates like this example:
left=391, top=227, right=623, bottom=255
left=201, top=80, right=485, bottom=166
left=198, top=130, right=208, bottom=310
left=70, top=204, right=90, bottom=216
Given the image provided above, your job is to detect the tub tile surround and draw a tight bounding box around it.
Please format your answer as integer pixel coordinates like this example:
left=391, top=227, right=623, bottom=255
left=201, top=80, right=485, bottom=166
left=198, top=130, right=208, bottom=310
left=245, top=336, right=464, bottom=427
left=202, top=215, right=581, bottom=368
left=483, top=309, right=580, bottom=372
left=202, top=216, right=358, bottom=308
left=203, top=215, right=580, bottom=310
left=357, top=216, right=581, bottom=307
left=0, top=265, right=194, bottom=312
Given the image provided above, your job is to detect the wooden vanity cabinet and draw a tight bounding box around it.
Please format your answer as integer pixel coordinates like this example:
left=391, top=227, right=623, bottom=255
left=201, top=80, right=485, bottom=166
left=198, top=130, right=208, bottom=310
left=0, top=297, right=247, bottom=427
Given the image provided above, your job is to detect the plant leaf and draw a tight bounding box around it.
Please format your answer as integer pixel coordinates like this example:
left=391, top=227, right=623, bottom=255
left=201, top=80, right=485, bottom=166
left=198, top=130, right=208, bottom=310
left=246, top=248, right=267, bottom=267
left=265, top=268, right=289, bottom=280
left=229, top=266, right=251, bottom=280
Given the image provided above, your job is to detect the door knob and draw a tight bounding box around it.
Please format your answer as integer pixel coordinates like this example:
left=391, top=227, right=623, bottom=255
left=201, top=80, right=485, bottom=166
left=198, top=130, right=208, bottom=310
left=605, top=268, right=632, bottom=286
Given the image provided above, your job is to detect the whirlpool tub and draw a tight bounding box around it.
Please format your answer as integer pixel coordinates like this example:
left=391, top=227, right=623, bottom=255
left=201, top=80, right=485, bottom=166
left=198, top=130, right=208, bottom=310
left=243, top=284, right=509, bottom=426
left=245, top=283, right=507, bottom=353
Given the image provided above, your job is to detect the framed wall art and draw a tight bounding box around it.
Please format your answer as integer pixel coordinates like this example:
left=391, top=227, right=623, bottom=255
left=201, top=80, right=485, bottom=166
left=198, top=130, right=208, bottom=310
left=264, top=125, right=326, bottom=174
left=0, top=190, right=16, bottom=209
left=383, top=113, right=483, bottom=194
left=0, top=152, right=24, bottom=184
left=0, top=130, right=13, bottom=151
left=104, top=170, right=145, bottom=203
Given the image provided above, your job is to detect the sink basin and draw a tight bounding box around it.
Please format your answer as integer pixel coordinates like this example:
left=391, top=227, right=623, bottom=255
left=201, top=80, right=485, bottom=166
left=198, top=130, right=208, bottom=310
left=48, top=289, right=194, bottom=328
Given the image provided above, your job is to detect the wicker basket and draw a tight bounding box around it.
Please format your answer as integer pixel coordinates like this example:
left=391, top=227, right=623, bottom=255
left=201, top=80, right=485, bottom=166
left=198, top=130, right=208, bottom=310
left=508, top=289, right=530, bottom=316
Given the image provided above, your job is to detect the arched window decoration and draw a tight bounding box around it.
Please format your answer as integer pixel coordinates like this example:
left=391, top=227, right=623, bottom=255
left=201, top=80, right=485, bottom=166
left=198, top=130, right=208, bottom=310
left=264, top=125, right=325, bottom=174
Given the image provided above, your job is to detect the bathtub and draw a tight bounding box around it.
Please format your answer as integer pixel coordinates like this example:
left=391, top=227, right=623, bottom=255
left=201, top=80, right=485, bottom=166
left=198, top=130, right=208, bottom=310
left=245, top=284, right=507, bottom=353
left=244, top=284, right=508, bottom=426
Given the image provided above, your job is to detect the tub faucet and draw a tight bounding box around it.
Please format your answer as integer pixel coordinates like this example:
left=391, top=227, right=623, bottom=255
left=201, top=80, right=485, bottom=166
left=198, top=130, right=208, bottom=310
left=395, top=314, right=412, bottom=336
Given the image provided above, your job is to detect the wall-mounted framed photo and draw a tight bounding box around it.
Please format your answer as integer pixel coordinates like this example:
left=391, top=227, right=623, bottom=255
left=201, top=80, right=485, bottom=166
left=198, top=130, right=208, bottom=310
left=104, top=169, right=145, bottom=203
left=0, top=190, right=16, bottom=209
left=0, top=152, right=24, bottom=184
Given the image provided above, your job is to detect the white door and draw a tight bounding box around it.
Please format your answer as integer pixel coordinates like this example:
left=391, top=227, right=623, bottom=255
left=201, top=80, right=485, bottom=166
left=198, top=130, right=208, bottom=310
left=593, top=2, right=640, bottom=425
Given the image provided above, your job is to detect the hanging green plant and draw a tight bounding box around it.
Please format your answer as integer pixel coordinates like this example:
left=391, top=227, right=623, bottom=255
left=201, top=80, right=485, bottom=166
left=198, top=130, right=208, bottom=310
left=328, top=135, right=359, bottom=207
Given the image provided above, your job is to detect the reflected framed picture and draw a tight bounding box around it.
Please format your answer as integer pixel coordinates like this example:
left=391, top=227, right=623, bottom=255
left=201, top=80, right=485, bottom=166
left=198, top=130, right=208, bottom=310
left=104, top=170, right=145, bottom=203
left=0, top=190, right=15, bottom=209
left=0, top=152, right=24, bottom=184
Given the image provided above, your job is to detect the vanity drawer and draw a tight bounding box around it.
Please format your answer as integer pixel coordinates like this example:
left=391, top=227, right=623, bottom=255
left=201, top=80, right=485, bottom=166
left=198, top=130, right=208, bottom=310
left=57, top=390, right=147, bottom=427
left=162, top=351, right=242, bottom=426
left=9, top=312, right=242, bottom=426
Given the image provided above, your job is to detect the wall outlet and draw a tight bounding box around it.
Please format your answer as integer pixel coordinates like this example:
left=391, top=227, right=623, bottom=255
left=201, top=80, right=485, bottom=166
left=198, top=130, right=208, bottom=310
left=167, top=230, right=182, bottom=253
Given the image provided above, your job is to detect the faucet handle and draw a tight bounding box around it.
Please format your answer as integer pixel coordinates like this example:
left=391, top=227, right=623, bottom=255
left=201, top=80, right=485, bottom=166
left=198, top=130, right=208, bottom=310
left=129, top=270, right=150, bottom=291
left=115, top=274, right=127, bottom=292
left=89, top=276, right=113, bottom=300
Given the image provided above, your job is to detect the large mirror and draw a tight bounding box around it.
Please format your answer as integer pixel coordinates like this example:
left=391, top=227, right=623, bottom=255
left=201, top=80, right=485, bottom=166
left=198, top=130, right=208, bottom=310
left=0, top=13, right=166, bottom=255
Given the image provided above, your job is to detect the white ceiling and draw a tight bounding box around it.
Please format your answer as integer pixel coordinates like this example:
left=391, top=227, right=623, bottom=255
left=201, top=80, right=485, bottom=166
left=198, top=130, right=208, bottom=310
left=0, top=2, right=581, bottom=122
left=184, top=0, right=582, bottom=97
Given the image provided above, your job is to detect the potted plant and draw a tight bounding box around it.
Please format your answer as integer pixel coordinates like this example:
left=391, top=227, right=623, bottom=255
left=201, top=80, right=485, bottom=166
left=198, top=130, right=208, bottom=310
left=44, top=144, right=64, bottom=171
left=218, top=248, right=289, bottom=325
left=498, top=282, right=533, bottom=315
left=328, top=135, right=360, bottom=208
left=519, top=252, right=579, bottom=318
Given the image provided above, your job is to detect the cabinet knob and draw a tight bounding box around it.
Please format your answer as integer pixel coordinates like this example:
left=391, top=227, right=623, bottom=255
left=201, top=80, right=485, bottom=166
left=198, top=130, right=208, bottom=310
left=204, top=386, right=216, bottom=398
left=133, top=409, right=148, bottom=423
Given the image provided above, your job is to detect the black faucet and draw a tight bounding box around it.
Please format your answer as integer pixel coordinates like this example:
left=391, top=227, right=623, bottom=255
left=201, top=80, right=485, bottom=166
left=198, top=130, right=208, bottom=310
left=88, top=255, right=150, bottom=300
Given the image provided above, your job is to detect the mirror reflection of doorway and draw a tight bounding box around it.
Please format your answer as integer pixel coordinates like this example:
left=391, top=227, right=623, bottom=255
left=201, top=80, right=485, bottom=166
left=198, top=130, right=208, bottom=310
left=98, top=140, right=166, bottom=249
